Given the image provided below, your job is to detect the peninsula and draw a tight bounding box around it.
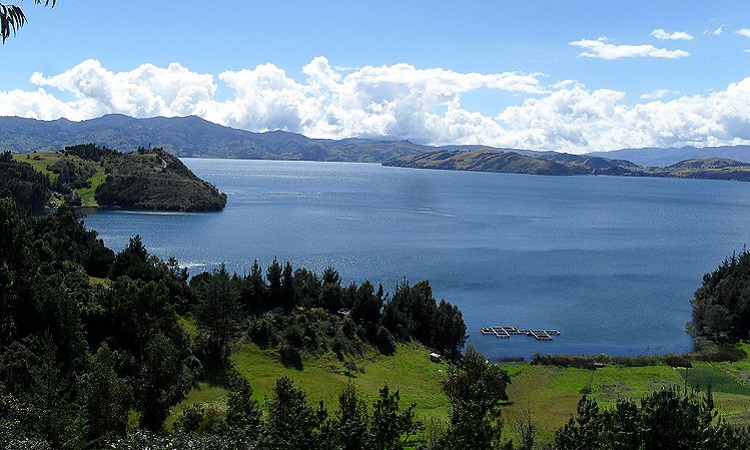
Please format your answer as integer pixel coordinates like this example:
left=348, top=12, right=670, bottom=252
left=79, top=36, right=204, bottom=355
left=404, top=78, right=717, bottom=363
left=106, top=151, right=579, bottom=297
left=384, top=149, right=750, bottom=182
left=6, top=144, right=227, bottom=212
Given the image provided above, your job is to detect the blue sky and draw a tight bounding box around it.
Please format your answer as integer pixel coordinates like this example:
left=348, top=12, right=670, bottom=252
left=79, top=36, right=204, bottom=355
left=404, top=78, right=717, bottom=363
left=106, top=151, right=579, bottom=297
left=2, top=1, right=750, bottom=153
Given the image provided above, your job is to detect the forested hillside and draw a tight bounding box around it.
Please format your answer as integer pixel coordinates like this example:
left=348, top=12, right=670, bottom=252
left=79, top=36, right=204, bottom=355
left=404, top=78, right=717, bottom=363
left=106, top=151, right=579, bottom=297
left=13, top=144, right=227, bottom=211
left=0, top=196, right=476, bottom=448
left=0, top=150, right=51, bottom=211
left=2, top=191, right=750, bottom=448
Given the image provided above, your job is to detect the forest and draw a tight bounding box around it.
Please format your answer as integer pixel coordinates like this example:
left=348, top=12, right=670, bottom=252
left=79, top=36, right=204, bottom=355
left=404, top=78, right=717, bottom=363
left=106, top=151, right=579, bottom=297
left=690, top=249, right=750, bottom=345
left=3, top=180, right=750, bottom=449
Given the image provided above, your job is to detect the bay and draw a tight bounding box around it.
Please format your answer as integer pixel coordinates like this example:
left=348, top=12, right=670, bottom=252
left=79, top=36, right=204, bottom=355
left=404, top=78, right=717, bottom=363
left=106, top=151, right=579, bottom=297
left=81, top=159, right=750, bottom=360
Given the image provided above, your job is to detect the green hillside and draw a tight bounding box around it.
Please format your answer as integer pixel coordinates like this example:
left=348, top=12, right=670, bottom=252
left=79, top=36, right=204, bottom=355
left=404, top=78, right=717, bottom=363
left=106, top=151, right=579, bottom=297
left=13, top=144, right=226, bottom=211
left=168, top=340, right=750, bottom=442
left=385, top=149, right=750, bottom=182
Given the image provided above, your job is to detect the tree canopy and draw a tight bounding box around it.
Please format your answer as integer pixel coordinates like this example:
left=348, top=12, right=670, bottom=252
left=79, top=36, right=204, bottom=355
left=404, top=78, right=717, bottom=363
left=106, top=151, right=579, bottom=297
left=690, top=249, right=750, bottom=343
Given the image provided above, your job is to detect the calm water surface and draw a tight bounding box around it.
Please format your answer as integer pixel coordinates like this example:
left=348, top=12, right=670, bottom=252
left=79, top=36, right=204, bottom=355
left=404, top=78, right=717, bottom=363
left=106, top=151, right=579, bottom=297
left=81, top=159, right=750, bottom=360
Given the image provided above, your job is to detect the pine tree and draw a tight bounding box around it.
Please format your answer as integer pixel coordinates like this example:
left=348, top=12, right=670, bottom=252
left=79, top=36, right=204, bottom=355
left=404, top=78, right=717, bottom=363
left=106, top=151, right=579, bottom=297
left=193, top=264, right=243, bottom=368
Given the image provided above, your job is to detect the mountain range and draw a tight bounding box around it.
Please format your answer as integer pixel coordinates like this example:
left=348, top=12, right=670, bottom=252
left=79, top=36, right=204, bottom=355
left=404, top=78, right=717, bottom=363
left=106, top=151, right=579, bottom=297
left=1, top=114, right=749, bottom=166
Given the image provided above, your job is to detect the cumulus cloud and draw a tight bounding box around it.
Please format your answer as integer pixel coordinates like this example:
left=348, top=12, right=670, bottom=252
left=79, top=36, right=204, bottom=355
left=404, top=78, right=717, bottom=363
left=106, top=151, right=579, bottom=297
left=640, top=89, right=673, bottom=100
left=651, top=29, right=694, bottom=40
left=27, top=59, right=217, bottom=120
left=570, top=37, right=691, bottom=59
left=737, top=29, right=750, bottom=38
left=6, top=58, right=750, bottom=154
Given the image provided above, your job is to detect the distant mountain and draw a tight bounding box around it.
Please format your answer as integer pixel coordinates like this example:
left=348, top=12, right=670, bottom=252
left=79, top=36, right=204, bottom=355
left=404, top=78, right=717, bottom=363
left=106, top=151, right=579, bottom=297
left=0, top=115, right=440, bottom=163
left=4, top=114, right=749, bottom=166
left=588, top=146, right=750, bottom=167
left=385, top=150, right=750, bottom=182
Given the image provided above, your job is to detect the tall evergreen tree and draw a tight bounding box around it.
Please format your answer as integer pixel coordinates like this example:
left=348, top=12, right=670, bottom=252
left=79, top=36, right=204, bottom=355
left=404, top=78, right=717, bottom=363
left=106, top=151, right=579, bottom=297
left=441, top=346, right=510, bottom=450
left=371, top=384, right=422, bottom=450
left=431, top=299, right=467, bottom=360
left=266, top=257, right=283, bottom=309
left=193, top=264, right=243, bottom=368
left=281, top=261, right=295, bottom=311
left=336, top=381, right=372, bottom=450
left=243, top=259, right=267, bottom=311
left=226, top=378, right=262, bottom=440
left=321, top=266, right=343, bottom=313
left=137, top=333, right=194, bottom=431
left=79, top=343, right=132, bottom=445
left=263, top=376, right=321, bottom=450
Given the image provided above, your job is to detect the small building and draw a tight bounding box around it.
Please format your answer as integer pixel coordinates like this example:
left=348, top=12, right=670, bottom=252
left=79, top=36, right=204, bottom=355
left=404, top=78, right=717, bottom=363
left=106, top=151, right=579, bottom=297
left=430, top=352, right=442, bottom=363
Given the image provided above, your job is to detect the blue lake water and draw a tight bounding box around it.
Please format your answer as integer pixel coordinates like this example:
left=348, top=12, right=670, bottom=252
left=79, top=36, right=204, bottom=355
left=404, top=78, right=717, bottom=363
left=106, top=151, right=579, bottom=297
left=80, top=159, right=750, bottom=360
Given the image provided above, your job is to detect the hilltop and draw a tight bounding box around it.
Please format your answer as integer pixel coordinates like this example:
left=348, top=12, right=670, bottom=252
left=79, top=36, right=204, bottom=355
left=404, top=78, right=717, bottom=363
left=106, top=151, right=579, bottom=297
left=384, top=149, right=750, bottom=182
left=590, top=146, right=750, bottom=167
left=11, top=144, right=227, bottom=211
left=0, top=115, right=436, bottom=162
left=3, top=115, right=750, bottom=165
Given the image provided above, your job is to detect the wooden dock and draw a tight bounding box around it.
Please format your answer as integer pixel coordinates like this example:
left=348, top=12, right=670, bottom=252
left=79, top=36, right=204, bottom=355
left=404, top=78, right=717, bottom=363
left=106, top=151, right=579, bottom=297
left=480, top=326, right=560, bottom=341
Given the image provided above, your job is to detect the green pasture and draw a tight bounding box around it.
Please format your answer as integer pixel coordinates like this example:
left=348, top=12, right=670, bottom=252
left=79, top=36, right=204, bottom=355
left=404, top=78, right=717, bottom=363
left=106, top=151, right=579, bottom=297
left=168, top=342, right=450, bottom=431
left=14, top=152, right=60, bottom=178
left=13, top=151, right=105, bottom=206
left=169, top=340, right=750, bottom=441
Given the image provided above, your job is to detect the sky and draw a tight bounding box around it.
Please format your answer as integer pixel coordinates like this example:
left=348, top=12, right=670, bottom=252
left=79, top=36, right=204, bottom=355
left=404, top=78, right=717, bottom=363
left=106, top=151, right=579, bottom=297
left=2, top=1, right=750, bottom=154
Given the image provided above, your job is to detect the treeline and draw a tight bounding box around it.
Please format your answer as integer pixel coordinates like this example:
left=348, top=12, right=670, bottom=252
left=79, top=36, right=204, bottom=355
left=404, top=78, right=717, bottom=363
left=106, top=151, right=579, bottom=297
left=553, top=387, right=749, bottom=450
left=690, top=249, right=750, bottom=345
left=188, top=258, right=467, bottom=368
left=0, top=150, right=51, bottom=211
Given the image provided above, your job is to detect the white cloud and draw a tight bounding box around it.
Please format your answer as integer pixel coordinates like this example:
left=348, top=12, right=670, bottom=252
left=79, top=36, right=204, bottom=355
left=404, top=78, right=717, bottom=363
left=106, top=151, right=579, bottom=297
left=711, top=25, right=724, bottom=35
left=640, top=89, right=673, bottom=100
left=27, top=59, right=217, bottom=119
left=651, top=29, right=694, bottom=40
left=7, top=58, right=750, bottom=154
left=737, top=29, right=750, bottom=38
left=570, top=38, right=691, bottom=59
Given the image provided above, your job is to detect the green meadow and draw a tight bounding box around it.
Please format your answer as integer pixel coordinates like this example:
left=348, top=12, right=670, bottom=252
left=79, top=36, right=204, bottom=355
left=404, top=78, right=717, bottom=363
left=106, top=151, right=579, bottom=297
left=13, top=152, right=105, bottom=207
left=169, top=341, right=750, bottom=441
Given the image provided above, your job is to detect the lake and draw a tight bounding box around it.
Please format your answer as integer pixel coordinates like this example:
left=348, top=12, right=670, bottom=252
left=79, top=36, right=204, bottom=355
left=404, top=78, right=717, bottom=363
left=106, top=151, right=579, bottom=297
left=80, top=159, right=750, bottom=360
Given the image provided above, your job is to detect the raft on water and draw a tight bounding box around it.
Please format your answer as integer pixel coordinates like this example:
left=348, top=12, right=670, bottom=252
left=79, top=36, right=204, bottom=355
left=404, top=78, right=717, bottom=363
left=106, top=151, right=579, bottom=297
left=480, top=326, right=560, bottom=341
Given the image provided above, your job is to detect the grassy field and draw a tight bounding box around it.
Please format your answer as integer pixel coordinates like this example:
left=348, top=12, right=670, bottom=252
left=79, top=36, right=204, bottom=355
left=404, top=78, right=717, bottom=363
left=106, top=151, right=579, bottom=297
left=499, top=353, right=750, bottom=441
left=168, top=340, right=750, bottom=442
left=13, top=151, right=105, bottom=207
left=168, top=342, right=450, bottom=430
left=14, top=152, right=61, bottom=178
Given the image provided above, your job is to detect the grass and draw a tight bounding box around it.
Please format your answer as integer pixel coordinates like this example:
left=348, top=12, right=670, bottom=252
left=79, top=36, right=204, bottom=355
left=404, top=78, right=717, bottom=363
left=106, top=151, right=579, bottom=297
left=13, top=151, right=105, bottom=207
left=230, top=342, right=449, bottom=418
left=169, top=340, right=750, bottom=441
left=166, top=383, right=230, bottom=431
left=78, top=164, right=105, bottom=207
left=168, top=342, right=450, bottom=429
left=498, top=357, right=750, bottom=441
left=14, top=152, right=60, bottom=179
